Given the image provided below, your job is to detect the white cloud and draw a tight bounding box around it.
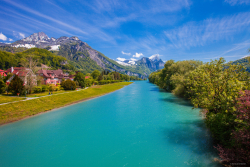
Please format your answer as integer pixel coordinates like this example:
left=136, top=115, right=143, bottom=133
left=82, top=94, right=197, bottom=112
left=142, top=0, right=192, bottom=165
left=121, top=51, right=131, bottom=56
left=241, top=55, right=250, bottom=58
left=130, top=58, right=137, bottom=61
left=9, top=38, right=13, bottom=41
left=19, top=32, right=25, bottom=38
left=165, top=12, right=250, bottom=49
left=0, top=33, right=7, bottom=41
left=225, top=0, right=250, bottom=5
left=117, top=57, right=126, bottom=61
left=4, top=0, right=88, bottom=35
left=149, top=54, right=161, bottom=60
left=13, top=31, right=25, bottom=39
left=133, top=52, right=144, bottom=58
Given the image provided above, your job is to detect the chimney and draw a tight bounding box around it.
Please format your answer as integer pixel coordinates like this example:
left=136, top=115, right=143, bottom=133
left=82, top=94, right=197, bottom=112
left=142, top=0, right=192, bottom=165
left=11, top=67, right=14, bottom=73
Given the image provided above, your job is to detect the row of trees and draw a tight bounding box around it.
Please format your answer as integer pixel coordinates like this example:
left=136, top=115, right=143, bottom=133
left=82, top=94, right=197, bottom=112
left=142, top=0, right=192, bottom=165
left=74, top=70, right=143, bottom=88
left=149, top=57, right=250, bottom=164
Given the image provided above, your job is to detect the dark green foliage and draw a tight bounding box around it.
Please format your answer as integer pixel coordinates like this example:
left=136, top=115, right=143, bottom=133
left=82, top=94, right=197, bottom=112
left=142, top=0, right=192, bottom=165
left=74, top=72, right=85, bottom=87
left=0, top=78, right=6, bottom=93
left=33, top=86, right=42, bottom=93
left=61, top=79, right=76, bottom=90
left=98, top=74, right=103, bottom=81
left=91, top=70, right=100, bottom=79
left=8, top=75, right=24, bottom=95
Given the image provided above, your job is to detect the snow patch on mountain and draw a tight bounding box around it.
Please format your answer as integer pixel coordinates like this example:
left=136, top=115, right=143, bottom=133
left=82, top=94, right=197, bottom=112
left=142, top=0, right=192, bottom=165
left=49, top=45, right=60, bottom=51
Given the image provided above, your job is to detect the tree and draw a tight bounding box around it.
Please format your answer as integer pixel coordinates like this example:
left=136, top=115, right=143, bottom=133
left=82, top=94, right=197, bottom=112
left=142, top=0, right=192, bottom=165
left=20, top=55, right=38, bottom=93
left=8, top=75, right=24, bottom=95
left=61, top=79, right=76, bottom=90
left=0, top=78, right=6, bottom=94
left=186, top=58, right=248, bottom=113
left=98, top=74, right=103, bottom=81
left=74, top=72, right=85, bottom=87
left=91, top=70, right=100, bottom=80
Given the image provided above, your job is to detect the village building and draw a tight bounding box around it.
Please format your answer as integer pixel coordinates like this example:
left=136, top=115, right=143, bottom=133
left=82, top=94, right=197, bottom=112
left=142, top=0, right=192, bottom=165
left=5, top=67, right=37, bottom=85
left=36, top=69, right=73, bottom=85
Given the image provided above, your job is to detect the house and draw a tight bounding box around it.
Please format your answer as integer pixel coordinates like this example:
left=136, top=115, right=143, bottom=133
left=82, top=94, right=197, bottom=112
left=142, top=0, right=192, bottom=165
left=36, top=69, right=73, bottom=85
left=0, top=69, right=7, bottom=77
left=5, top=67, right=37, bottom=85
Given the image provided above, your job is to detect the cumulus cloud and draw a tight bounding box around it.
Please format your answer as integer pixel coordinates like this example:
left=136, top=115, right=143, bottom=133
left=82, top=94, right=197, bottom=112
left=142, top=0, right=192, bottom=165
left=121, top=51, right=131, bottom=56
left=225, top=0, right=250, bottom=5
left=0, top=33, right=8, bottom=41
left=133, top=52, right=143, bottom=58
left=9, top=38, right=13, bottom=41
left=13, top=31, right=25, bottom=39
left=116, top=57, right=127, bottom=61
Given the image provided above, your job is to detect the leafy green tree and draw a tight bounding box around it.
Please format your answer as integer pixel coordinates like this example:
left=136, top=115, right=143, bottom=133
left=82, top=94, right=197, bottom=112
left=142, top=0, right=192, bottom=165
left=8, top=75, right=24, bottom=95
left=74, top=72, right=85, bottom=87
left=186, top=58, right=248, bottom=113
left=91, top=70, right=100, bottom=80
left=0, top=78, right=6, bottom=94
left=98, top=74, right=103, bottom=81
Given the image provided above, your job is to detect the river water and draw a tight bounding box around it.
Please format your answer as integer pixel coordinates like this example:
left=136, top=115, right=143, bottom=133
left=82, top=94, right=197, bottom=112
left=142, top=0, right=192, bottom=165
left=0, top=81, right=220, bottom=167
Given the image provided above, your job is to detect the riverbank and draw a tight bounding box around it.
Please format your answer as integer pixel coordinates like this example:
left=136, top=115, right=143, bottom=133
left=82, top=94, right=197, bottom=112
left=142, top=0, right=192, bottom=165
left=0, top=82, right=132, bottom=125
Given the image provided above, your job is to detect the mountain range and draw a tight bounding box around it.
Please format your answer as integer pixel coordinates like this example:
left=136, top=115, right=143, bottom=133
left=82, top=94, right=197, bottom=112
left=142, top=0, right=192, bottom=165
left=5, top=32, right=164, bottom=78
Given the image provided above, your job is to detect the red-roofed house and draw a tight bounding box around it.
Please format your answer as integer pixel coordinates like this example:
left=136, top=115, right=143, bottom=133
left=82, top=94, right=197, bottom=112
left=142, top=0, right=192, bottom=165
left=37, top=69, right=73, bottom=85
left=5, top=67, right=37, bottom=85
left=0, top=69, right=7, bottom=77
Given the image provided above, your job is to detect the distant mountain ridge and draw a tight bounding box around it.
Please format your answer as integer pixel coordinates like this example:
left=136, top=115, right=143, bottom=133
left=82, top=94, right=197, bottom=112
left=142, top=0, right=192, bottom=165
left=9, top=32, right=165, bottom=77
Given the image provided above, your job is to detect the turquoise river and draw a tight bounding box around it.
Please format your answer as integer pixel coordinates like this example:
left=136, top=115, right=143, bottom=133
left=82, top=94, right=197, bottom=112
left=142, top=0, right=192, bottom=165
left=0, top=81, right=221, bottom=167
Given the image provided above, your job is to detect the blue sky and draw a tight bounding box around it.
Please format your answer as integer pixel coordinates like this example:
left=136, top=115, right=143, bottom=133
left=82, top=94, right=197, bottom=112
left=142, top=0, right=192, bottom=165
left=0, top=0, right=250, bottom=62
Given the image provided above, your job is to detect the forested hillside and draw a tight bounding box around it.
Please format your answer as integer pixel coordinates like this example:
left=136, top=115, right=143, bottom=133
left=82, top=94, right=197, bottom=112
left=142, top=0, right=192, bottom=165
left=0, top=48, right=75, bottom=72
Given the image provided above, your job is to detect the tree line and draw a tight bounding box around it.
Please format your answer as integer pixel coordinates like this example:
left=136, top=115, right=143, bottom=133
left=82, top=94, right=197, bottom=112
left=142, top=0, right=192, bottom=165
left=149, top=57, right=250, bottom=165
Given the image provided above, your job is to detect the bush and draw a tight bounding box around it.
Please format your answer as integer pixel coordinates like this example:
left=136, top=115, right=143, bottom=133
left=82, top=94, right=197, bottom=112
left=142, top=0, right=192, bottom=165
left=42, top=85, right=49, bottom=92
left=33, top=86, right=42, bottom=93
left=215, top=90, right=250, bottom=164
left=61, top=79, right=76, bottom=90
left=48, top=84, right=56, bottom=92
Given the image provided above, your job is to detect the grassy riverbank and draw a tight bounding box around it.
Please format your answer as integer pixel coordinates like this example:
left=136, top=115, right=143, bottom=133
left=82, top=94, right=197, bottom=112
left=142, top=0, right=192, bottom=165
left=0, top=82, right=132, bottom=125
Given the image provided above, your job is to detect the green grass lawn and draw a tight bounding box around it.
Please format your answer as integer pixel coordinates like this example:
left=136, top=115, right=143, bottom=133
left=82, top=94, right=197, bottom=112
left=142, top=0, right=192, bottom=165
left=0, top=95, right=25, bottom=104
left=24, top=90, right=75, bottom=97
left=0, top=82, right=132, bottom=125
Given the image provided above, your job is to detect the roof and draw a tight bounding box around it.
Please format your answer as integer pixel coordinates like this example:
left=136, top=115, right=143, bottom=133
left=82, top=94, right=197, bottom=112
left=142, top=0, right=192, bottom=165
left=0, top=69, right=6, bottom=77
left=5, top=67, right=27, bottom=73
left=37, top=69, right=68, bottom=79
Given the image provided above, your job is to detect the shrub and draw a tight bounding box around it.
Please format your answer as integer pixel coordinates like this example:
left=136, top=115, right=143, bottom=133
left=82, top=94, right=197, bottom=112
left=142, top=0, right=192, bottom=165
left=215, top=90, right=250, bottom=164
left=42, top=85, right=49, bottom=92
left=61, top=79, right=76, bottom=90
left=48, top=84, right=56, bottom=92
left=33, top=86, right=42, bottom=93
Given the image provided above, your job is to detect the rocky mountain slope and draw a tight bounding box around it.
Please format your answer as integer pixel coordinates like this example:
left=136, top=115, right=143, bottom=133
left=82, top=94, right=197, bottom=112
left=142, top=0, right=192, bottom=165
left=10, top=32, right=165, bottom=77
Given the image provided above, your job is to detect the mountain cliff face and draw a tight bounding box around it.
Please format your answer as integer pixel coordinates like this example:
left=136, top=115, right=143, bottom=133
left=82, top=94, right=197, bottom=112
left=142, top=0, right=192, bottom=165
left=11, top=32, right=165, bottom=78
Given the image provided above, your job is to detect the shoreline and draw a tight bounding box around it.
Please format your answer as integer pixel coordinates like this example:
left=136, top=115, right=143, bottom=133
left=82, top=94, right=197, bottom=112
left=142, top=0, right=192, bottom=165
left=0, top=82, right=133, bottom=126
